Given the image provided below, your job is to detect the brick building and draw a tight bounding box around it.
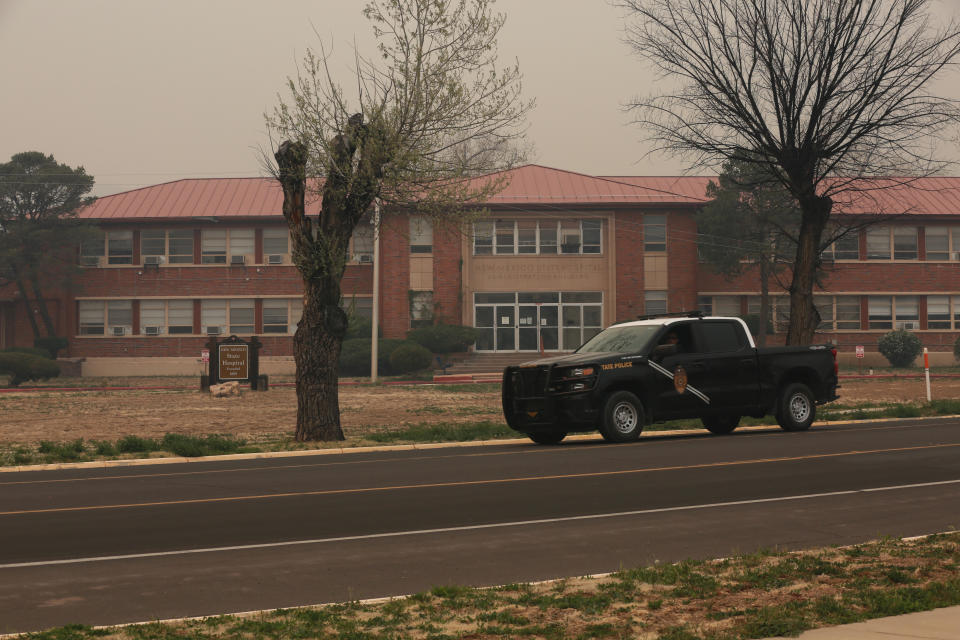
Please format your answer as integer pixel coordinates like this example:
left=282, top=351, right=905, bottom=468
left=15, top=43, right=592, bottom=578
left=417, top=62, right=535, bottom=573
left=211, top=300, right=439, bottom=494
left=2, top=165, right=959, bottom=375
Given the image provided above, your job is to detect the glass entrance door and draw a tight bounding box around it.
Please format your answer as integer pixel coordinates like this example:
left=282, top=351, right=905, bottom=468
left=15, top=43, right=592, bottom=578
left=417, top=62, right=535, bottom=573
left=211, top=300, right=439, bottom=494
left=474, top=292, right=600, bottom=352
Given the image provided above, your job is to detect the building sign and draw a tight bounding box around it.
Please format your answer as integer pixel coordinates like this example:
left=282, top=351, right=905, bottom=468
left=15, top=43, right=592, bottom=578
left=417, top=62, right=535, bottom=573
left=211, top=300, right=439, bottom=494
left=856, top=345, right=865, bottom=359
left=219, top=343, right=249, bottom=380
left=201, top=349, right=210, bottom=363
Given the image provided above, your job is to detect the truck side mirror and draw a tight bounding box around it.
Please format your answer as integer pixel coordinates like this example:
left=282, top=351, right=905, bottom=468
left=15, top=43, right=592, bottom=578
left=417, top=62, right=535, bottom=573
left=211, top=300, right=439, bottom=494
left=652, top=343, right=678, bottom=359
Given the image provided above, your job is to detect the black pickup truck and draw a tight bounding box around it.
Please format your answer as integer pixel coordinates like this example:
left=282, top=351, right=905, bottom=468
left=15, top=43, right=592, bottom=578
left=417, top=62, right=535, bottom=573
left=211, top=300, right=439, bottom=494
left=502, top=314, right=839, bottom=444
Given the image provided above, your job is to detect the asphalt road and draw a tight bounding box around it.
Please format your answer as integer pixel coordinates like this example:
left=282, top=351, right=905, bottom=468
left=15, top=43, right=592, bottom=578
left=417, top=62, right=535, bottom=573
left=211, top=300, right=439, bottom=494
left=2, top=418, right=960, bottom=634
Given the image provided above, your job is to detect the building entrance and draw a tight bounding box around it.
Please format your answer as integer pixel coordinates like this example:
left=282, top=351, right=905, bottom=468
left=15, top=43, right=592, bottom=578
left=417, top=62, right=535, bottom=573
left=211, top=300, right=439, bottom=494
left=474, top=292, right=602, bottom=352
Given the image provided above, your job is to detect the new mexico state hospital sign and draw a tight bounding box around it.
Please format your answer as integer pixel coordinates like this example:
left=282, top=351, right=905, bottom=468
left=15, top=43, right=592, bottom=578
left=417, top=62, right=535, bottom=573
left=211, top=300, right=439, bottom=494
left=470, top=258, right=607, bottom=289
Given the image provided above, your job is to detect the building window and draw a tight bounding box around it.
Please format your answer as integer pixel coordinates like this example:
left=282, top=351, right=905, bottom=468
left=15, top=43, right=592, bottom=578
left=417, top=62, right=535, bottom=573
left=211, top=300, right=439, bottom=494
left=644, top=291, right=667, bottom=316
left=868, top=296, right=892, bottom=330
left=107, top=230, right=133, bottom=265
left=201, top=229, right=227, bottom=264
left=812, top=295, right=862, bottom=330
left=263, top=227, right=289, bottom=261
left=107, top=300, right=133, bottom=335
left=822, top=231, right=860, bottom=261
left=78, top=301, right=105, bottom=335
left=582, top=220, right=602, bottom=254
left=140, top=229, right=194, bottom=264
left=341, top=296, right=373, bottom=320
left=927, top=296, right=952, bottom=329
left=201, top=300, right=227, bottom=334
left=560, top=220, right=581, bottom=254
left=893, top=227, right=918, bottom=260
left=866, top=227, right=919, bottom=261
left=471, top=219, right=602, bottom=255
left=230, top=229, right=255, bottom=262
left=894, top=296, right=919, bottom=330
left=473, top=221, right=493, bottom=255
left=644, top=214, right=666, bottom=252
left=229, top=299, right=255, bottom=334
left=80, top=231, right=106, bottom=266
left=410, top=291, right=433, bottom=328
left=925, top=227, right=960, bottom=261
left=517, top=220, right=537, bottom=254
left=350, top=219, right=374, bottom=262
left=697, top=295, right=713, bottom=316
left=167, top=300, right=194, bottom=334
left=140, top=300, right=165, bottom=334
left=865, top=227, right=890, bottom=260
left=263, top=299, right=302, bottom=334
left=410, top=217, right=433, bottom=254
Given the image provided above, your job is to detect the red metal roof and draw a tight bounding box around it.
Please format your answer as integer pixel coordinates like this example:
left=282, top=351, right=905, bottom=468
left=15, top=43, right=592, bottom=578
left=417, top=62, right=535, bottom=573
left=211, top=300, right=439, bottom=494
left=77, top=166, right=960, bottom=220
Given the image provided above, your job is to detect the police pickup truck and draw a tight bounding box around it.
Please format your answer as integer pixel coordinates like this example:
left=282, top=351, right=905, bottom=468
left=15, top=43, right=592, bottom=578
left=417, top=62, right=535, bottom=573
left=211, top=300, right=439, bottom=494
left=502, top=313, right=839, bottom=444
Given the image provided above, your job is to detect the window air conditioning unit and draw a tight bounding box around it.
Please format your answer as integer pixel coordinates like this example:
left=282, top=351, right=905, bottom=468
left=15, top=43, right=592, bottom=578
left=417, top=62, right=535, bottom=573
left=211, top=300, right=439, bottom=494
left=899, top=321, right=920, bottom=330
left=358, top=254, right=373, bottom=263
left=143, top=255, right=165, bottom=265
left=267, top=254, right=283, bottom=265
left=206, top=326, right=223, bottom=335
left=952, top=252, right=960, bottom=261
left=230, top=255, right=246, bottom=265
left=144, top=326, right=162, bottom=336
left=111, top=326, right=126, bottom=336
left=80, top=256, right=100, bottom=267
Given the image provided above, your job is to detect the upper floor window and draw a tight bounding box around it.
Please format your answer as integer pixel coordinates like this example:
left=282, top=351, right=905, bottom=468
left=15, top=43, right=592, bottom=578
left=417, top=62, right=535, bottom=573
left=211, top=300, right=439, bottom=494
left=472, top=219, right=603, bottom=255
left=263, top=227, right=290, bottom=264
left=644, top=214, right=667, bottom=252
left=263, top=298, right=303, bottom=334
left=410, top=217, right=433, bottom=254
left=350, top=220, right=374, bottom=262
left=79, top=231, right=105, bottom=267
left=866, top=226, right=918, bottom=261
left=644, top=291, right=667, bottom=316
left=925, top=227, right=960, bottom=261
left=200, top=228, right=255, bottom=265
left=867, top=296, right=918, bottom=330
left=141, top=229, right=194, bottom=264
left=107, top=231, right=133, bottom=265
left=822, top=231, right=860, bottom=261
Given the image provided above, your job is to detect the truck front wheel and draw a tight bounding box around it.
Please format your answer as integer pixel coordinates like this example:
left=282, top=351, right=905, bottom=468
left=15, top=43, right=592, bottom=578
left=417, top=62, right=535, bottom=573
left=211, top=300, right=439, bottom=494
left=600, top=391, right=645, bottom=443
left=776, top=383, right=816, bottom=431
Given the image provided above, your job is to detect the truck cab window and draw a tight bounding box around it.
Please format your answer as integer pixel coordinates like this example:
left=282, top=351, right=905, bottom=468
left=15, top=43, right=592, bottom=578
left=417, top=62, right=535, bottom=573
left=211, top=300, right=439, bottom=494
left=696, top=322, right=745, bottom=353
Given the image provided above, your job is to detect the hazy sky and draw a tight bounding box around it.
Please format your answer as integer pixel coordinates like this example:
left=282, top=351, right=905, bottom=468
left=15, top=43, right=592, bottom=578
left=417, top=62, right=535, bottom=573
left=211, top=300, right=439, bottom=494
left=2, top=0, right=959, bottom=197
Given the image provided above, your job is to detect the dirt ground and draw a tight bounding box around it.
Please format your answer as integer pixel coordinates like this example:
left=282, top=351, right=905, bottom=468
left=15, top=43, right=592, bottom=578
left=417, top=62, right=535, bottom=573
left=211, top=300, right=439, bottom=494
left=0, top=376, right=957, bottom=447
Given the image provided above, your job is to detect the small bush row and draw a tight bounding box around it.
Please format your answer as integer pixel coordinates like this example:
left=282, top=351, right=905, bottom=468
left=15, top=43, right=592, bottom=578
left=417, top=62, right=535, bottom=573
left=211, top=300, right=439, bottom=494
left=0, top=350, right=60, bottom=387
left=339, top=317, right=478, bottom=376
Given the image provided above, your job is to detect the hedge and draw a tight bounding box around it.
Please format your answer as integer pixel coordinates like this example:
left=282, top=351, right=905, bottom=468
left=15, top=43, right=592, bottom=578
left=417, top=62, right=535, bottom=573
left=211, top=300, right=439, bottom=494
left=878, top=329, right=923, bottom=368
left=0, top=352, right=61, bottom=387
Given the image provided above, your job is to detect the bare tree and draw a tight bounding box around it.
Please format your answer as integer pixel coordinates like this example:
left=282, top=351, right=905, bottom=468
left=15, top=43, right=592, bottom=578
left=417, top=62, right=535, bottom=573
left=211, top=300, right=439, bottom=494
left=620, top=0, right=960, bottom=344
left=267, top=0, right=532, bottom=441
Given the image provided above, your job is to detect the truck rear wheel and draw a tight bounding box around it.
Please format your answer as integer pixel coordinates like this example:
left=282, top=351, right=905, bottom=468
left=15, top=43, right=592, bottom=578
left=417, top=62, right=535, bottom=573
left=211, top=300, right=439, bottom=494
left=776, top=383, right=816, bottom=431
left=528, top=431, right=567, bottom=445
left=702, top=414, right=740, bottom=435
left=600, top=391, right=645, bottom=443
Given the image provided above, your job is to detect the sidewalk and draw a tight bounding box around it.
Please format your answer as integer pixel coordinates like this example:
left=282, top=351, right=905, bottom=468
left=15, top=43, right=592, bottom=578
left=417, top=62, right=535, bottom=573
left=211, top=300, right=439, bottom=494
left=765, top=605, right=960, bottom=639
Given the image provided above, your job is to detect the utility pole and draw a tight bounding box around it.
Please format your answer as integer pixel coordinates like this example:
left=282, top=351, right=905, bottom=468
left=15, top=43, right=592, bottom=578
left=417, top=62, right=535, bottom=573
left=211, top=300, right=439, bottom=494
left=370, top=200, right=381, bottom=382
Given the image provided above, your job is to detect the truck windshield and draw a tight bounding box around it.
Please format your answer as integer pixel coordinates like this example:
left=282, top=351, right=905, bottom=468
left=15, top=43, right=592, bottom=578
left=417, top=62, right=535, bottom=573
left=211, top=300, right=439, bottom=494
left=576, top=325, right=660, bottom=354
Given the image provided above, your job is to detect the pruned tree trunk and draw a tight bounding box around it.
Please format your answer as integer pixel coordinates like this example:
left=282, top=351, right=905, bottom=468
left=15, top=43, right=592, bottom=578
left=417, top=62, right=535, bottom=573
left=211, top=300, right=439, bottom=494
left=786, top=195, right=832, bottom=345
left=275, top=140, right=348, bottom=442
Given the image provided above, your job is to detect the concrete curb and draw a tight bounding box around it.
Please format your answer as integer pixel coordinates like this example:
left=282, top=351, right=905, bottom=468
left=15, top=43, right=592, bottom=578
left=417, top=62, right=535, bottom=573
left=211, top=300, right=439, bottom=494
left=3, top=414, right=958, bottom=474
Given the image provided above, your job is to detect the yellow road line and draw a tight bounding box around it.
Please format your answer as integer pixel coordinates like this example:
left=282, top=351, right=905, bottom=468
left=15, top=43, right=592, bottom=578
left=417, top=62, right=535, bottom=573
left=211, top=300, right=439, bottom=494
left=2, top=443, right=958, bottom=517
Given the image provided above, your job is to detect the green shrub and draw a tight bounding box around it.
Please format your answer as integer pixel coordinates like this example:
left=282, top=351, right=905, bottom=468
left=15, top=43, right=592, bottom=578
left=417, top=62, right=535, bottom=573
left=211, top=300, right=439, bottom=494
left=0, top=352, right=61, bottom=387
left=116, top=435, right=159, bottom=454
left=878, top=330, right=923, bottom=368
left=406, top=324, right=478, bottom=354
left=338, top=338, right=409, bottom=376
left=344, top=312, right=375, bottom=341
left=389, top=342, right=434, bottom=374
left=3, top=346, right=52, bottom=359
left=34, top=336, right=68, bottom=359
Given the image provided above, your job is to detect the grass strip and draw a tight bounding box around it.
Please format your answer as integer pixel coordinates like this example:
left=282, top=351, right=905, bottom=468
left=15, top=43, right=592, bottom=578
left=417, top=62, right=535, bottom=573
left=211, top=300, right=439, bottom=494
left=16, top=533, right=960, bottom=640
left=4, top=397, right=960, bottom=467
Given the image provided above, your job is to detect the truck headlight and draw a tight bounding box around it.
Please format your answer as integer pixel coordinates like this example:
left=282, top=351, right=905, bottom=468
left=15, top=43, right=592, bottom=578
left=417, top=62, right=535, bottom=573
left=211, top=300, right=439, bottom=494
left=568, top=367, right=595, bottom=377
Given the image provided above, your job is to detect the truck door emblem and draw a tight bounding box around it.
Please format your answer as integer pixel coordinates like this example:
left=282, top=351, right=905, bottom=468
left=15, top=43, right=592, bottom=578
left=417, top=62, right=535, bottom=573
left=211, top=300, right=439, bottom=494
left=527, top=411, right=539, bottom=418
left=648, top=360, right=711, bottom=405
left=673, top=365, right=688, bottom=394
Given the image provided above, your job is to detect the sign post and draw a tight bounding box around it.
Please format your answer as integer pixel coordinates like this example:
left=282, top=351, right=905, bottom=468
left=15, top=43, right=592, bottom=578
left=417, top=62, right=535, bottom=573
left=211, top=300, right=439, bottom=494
left=924, top=347, right=931, bottom=403
left=855, top=345, right=864, bottom=375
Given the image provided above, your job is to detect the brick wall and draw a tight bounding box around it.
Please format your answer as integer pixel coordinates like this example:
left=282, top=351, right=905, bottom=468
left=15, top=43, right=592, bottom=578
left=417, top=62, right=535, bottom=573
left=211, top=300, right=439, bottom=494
left=432, top=221, right=463, bottom=325
left=378, top=213, right=411, bottom=339
left=614, top=210, right=645, bottom=322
